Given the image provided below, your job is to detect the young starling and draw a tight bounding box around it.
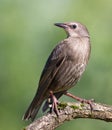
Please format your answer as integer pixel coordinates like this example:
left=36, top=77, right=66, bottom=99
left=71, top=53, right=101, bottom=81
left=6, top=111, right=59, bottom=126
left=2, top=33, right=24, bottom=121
left=23, top=22, right=91, bottom=121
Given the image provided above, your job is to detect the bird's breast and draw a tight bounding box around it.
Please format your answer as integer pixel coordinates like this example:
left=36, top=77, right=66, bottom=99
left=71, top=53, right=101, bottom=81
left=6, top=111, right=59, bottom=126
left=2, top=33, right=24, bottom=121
left=66, top=37, right=90, bottom=65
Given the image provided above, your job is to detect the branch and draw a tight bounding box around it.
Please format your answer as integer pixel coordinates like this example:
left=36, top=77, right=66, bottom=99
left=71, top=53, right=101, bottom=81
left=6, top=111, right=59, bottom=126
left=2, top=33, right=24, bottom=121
left=24, top=102, right=112, bottom=130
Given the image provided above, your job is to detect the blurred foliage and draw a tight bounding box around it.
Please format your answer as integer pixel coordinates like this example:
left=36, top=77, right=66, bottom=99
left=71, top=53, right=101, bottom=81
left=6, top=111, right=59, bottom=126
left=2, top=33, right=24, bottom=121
left=0, top=0, right=112, bottom=130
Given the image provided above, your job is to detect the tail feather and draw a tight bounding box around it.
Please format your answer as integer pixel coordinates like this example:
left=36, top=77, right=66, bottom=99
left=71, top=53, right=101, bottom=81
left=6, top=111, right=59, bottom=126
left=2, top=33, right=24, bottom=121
left=23, top=96, right=43, bottom=121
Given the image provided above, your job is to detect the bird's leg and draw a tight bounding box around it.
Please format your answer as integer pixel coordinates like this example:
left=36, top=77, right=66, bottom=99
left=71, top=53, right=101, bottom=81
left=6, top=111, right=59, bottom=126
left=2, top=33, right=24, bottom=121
left=64, top=92, right=94, bottom=110
left=49, top=91, right=59, bottom=116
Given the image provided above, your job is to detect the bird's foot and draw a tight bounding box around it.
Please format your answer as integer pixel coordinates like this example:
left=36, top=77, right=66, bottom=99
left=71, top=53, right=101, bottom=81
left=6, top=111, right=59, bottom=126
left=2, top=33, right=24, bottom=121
left=65, top=92, right=94, bottom=110
left=48, top=91, right=59, bottom=116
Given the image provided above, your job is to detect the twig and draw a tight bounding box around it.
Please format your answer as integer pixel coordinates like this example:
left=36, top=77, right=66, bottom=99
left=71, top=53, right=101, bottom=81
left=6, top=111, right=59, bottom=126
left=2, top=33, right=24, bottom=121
left=24, top=102, right=112, bottom=130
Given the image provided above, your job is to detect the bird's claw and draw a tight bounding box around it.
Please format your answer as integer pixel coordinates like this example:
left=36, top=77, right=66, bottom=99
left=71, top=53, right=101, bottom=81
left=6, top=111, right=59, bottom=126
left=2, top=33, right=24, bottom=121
left=48, top=91, right=59, bottom=116
left=80, top=98, right=95, bottom=111
left=65, top=92, right=95, bottom=111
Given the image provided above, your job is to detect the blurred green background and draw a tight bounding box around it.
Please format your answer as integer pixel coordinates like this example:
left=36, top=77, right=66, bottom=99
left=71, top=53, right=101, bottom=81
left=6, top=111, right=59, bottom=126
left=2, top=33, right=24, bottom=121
left=0, top=0, right=112, bottom=130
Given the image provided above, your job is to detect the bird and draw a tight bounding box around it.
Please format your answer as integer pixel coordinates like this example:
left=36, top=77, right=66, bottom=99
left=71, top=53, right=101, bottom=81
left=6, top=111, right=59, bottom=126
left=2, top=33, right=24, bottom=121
left=23, top=21, right=91, bottom=121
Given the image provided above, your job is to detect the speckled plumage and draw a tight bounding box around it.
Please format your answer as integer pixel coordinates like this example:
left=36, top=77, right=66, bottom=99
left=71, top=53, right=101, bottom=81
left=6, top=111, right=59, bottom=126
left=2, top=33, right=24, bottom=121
left=23, top=22, right=91, bottom=121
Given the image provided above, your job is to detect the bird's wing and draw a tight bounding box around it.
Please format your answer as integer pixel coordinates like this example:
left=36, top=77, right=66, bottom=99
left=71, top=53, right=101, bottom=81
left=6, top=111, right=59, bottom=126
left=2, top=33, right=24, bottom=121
left=23, top=43, right=66, bottom=121
left=36, top=43, right=66, bottom=100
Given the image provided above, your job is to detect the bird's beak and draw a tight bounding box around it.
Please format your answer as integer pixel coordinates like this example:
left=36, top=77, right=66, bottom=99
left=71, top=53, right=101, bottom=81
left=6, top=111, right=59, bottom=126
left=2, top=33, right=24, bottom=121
left=54, top=23, right=67, bottom=28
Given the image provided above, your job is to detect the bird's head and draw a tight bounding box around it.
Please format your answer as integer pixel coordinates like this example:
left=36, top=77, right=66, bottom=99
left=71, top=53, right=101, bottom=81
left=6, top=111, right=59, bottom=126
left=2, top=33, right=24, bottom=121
left=54, top=22, right=89, bottom=38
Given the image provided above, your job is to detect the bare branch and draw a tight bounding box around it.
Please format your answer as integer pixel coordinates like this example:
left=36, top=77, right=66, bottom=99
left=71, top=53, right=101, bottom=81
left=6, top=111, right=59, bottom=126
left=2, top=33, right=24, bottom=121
left=24, top=102, right=112, bottom=130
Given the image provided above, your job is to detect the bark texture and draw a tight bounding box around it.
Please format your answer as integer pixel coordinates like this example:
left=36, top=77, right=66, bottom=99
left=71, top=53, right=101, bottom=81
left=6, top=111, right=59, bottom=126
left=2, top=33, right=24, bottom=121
left=24, top=102, right=112, bottom=130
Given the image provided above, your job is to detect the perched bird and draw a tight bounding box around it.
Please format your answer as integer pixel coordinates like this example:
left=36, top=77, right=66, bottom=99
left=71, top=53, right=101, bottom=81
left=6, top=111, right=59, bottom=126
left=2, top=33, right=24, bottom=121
left=23, top=21, right=91, bottom=121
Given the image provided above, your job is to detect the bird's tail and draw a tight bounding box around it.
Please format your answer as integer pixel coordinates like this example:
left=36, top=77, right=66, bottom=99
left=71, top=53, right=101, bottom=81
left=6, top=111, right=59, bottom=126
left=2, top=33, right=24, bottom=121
left=22, top=95, right=43, bottom=121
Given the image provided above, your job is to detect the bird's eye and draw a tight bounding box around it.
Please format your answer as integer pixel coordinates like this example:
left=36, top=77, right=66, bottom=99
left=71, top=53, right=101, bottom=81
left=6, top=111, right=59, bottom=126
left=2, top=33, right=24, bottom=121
left=71, top=24, right=77, bottom=29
